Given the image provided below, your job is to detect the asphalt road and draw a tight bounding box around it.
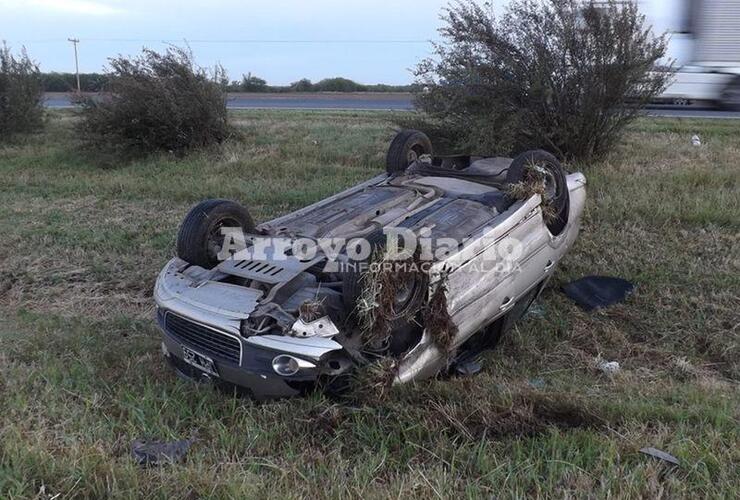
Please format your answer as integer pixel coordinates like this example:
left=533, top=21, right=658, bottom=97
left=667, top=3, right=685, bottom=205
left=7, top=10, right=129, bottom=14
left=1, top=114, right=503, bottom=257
left=43, top=92, right=740, bottom=118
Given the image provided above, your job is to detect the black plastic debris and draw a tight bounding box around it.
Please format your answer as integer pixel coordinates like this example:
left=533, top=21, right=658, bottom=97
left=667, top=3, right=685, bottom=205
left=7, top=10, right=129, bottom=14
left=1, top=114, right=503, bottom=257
left=132, top=438, right=194, bottom=467
left=640, top=447, right=679, bottom=466
left=561, top=276, right=635, bottom=311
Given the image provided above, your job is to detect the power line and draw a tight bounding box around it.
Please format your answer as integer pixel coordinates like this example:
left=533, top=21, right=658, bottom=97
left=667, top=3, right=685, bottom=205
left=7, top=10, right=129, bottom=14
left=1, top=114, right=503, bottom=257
left=10, top=38, right=433, bottom=45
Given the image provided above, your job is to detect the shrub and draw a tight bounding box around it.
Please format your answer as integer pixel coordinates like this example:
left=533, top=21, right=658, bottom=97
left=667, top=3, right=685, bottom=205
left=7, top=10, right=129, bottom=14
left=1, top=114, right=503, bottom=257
left=78, top=46, right=229, bottom=159
left=313, top=77, right=367, bottom=92
left=0, top=44, right=44, bottom=140
left=401, top=0, right=671, bottom=161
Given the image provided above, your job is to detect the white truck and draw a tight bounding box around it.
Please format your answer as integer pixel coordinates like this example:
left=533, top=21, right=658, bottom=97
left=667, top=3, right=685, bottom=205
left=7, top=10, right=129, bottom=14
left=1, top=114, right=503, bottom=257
left=656, top=0, right=740, bottom=109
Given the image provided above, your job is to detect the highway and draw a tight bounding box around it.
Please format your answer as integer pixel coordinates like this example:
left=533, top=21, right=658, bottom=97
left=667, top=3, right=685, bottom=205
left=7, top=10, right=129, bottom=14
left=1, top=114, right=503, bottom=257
left=43, top=92, right=740, bottom=118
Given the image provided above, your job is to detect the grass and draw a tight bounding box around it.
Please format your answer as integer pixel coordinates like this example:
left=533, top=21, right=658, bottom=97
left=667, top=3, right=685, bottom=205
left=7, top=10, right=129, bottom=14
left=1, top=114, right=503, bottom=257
left=0, top=110, right=738, bottom=498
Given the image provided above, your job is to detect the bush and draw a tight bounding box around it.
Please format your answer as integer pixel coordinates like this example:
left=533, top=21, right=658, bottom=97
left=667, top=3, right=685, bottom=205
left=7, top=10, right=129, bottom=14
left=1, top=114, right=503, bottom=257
left=0, top=44, right=44, bottom=140
left=78, top=46, right=229, bottom=159
left=41, top=72, right=109, bottom=92
left=401, top=0, right=671, bottom=161
left=313, top=77, right=367, bottom=92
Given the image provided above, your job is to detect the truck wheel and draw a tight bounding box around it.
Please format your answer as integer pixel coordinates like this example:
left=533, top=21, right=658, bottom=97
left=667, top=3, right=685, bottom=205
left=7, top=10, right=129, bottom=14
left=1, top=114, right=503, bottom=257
left=720, top=77, right=740, bottom=112
left=506, top=150, right=569, bottom=236
left=386, top=129, right=433, bottom=175
left=176, top=199, right=255, bottom=269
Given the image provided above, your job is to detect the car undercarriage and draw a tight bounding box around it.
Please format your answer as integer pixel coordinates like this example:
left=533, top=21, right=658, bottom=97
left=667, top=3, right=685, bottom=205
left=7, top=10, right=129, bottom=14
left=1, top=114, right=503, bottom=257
left=154, top=130, right=586, bottom=398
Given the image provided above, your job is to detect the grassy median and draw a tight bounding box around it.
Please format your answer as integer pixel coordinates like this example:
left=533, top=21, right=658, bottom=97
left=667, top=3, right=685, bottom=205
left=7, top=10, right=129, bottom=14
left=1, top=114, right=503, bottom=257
left=0, top=110, right=738, bottom=498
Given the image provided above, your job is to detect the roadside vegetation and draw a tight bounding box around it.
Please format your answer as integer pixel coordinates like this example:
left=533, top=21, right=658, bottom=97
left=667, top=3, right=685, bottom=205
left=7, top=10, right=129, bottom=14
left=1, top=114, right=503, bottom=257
left=77, top=47, right=230, bottom=160
left=0, top=110, right=737, bottom=498
left=41, top=71, right=416, bottom=94
left=0, top=43, right=44, bottom=141
left=402, top=0, right=671, bottom=161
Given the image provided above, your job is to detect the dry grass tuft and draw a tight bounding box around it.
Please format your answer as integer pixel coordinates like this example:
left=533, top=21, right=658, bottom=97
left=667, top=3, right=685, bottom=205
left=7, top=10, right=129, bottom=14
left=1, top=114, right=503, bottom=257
left=347, top=357, right=398, bottom=402
left=422, top=279, right=458, bottom=353
left=298, top=299, right=325, bottom=322
left=356, top=250, right=424, bottom=350
left=505, top=165, right=558, bottom=223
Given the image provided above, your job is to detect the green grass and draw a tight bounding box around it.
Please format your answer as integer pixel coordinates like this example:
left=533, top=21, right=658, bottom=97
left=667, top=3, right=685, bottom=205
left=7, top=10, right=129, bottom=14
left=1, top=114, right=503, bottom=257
left=1, top=110, right=738, bottom=498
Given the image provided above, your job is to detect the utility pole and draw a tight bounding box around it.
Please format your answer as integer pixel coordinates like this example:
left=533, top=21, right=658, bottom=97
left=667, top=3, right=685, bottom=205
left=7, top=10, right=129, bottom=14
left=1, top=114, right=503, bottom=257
left=68, top=38, right=81, bottom=94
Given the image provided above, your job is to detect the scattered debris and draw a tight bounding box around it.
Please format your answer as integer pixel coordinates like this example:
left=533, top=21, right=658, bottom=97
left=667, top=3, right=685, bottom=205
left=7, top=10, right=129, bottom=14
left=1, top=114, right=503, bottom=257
left=454, top=358, right=482, bottom=377
left=640, top=447, right=680, bottom=466
left=290, top=315, right=340, bottom=339
left=561, top=276, right=635, bottom=311
left=131, top=438, right=194, bottom=467
left=691, top=134, right=701, bottom=147
left=596, top=359, right=621, bottom=377
left=525, top=302, right=546, bottom=319
left=528, top=377, right=546, bottom=389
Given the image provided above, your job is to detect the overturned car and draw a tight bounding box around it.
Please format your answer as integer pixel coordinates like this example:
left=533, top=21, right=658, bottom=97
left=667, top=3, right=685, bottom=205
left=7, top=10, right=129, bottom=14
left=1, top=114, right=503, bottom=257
left=154, top=130, right=586, bottom=398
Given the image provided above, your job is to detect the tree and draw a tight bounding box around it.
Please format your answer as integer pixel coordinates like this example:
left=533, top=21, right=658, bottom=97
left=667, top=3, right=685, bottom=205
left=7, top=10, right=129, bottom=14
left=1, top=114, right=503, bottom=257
left=403, top=0, right=671, bottom=161
left=290, top=78, right=313, bottom=92
left=0, top=43, right=44, bottom=140
left=239, top=73, right=268, bottom=92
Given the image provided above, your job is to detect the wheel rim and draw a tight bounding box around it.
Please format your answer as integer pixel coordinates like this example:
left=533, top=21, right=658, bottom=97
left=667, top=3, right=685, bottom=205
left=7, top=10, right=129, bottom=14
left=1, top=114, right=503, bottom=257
left=389, top=274, right=424, bottom=319
left=406, top=148, right=419, bottom=165
left=207, top=216, right=241, bottom=262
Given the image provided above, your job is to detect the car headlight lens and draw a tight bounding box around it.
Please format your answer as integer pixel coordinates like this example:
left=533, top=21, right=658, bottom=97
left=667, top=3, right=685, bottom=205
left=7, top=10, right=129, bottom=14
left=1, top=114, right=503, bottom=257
left=271, top=355, right=315, bottom=377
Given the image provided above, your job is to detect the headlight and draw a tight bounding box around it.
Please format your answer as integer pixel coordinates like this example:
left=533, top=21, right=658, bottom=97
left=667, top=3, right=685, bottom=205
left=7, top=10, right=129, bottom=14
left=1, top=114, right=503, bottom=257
left=271, top=355, right=315, bottom=377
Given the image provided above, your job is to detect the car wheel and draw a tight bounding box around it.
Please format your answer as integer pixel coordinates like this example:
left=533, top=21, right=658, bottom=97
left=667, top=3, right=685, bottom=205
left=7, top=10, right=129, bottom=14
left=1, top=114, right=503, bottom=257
left=720, top=76, right=740, bottom=112
left=385, top=129, right=433, bottom=175
left=176, top=199, right=255, bottom=269
left=506, top=150, right=570, bottom=236
left=342, top=234, right=428, bottom=355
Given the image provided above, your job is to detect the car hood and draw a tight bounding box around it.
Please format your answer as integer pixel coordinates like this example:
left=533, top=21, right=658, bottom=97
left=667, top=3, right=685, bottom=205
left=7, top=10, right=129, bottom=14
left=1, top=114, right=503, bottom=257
left=155, top=259, right=263, bottom=336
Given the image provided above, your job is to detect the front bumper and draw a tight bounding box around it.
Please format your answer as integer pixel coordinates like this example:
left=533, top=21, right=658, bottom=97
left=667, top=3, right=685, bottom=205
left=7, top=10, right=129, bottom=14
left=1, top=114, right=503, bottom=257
left=158, top=317, right=304, bottom=399
left=154, top=260, right=346, bottom=399
left=156, top=309, right=345, bottom=399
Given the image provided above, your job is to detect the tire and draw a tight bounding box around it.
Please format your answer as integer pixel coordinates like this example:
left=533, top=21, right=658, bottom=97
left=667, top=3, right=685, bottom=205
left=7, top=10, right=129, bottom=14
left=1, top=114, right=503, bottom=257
left=720, top=76, right=740, bottom=111
left=506, top=150, right=569, bottom=236
left=176, top=199, right=255, bottom=269
left=385, top=129, right=433, bottom=175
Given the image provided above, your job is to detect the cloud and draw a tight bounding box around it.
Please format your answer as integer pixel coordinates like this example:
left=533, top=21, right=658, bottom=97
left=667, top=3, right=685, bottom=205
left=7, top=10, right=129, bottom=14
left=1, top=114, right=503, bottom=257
left=3, top=0, right=124, bottom=16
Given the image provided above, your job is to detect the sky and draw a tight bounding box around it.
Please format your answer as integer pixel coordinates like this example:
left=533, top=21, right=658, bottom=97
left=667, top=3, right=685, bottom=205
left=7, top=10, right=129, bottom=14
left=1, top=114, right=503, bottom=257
left=0, top=0, right=686, bottom=85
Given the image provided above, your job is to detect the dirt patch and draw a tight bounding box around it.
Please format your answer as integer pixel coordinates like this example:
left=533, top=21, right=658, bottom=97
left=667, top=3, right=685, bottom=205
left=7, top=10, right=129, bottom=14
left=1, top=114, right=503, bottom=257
left=430, top=389, right=608, bottom=440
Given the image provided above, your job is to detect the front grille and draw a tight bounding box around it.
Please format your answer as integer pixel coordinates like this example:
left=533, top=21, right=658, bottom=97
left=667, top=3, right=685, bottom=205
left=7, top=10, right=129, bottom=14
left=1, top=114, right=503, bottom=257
left=164, top=313, right=241, bottom=364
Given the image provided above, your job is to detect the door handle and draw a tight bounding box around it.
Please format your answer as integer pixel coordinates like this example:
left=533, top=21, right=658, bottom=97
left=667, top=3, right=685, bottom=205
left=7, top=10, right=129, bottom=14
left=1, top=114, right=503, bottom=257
left=544, top=260, right=554, bottom=271
left=500, top=296, right=514, bottom=311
